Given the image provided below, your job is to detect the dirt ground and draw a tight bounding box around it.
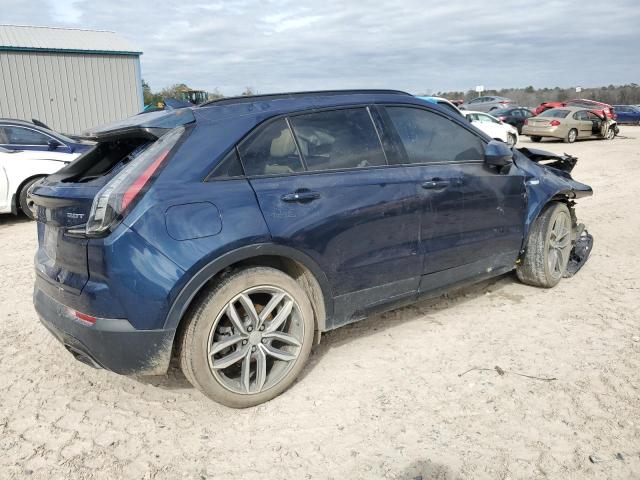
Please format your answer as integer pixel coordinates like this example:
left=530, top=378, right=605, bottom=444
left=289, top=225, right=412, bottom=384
left=1, top=129, right=639, bottom=480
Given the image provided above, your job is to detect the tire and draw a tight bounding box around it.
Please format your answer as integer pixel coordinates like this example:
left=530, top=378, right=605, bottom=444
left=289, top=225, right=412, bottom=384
left=531, top=136, right=542, bottom=143
left=606, top=127, right=615, bottom=140
left=179, top=267, right=315, bottom=408
left=506, top=133, right=517, bottom=147
left=18, top=177, right=43, bottom=220
left=564, top=128, right=577, bottom=143
left=517, top=202, right=572, bottom=288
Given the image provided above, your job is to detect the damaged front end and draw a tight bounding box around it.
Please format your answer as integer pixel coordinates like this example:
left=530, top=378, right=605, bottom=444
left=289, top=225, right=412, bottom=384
left=516, top=147, right=594, bottom=277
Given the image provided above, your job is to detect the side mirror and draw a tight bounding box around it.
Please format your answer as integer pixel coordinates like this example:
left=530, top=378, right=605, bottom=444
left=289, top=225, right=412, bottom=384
left=48, top=139, right=62, bottom=150
left=485, top=140, right=513, bottom=167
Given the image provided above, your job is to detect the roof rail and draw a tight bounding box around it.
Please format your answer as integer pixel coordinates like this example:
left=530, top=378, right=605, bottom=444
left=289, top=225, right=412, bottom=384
left=200, top=89, right=411, bottom=107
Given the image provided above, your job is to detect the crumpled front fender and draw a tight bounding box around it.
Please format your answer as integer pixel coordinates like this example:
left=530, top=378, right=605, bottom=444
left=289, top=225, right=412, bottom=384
left=514, top=148, right=593, bottom=245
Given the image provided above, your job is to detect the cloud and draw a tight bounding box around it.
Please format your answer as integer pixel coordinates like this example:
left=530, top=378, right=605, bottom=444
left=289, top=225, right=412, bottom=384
left=3, top=0, right=640, bottom=95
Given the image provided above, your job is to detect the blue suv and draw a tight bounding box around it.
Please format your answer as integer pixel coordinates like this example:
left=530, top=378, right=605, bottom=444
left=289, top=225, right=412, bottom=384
left=31, top=90, right=593, bottom=407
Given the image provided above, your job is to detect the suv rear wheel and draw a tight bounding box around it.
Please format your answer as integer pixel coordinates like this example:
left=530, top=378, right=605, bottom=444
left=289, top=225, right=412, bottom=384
left=179, top=267, right=315, bottom=408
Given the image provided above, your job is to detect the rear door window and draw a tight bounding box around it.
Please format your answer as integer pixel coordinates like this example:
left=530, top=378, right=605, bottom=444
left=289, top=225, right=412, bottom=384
left=238, top=118, right=304, bottom=176
left=288, top=108, right=386, bottom=172
left=5, top=126, right=50, bottom=145
left=385, top=106, right=484, bottom=164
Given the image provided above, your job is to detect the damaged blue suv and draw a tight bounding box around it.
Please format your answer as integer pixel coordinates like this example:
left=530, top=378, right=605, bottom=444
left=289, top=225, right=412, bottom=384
left=32, top=90, right=593, bottom=407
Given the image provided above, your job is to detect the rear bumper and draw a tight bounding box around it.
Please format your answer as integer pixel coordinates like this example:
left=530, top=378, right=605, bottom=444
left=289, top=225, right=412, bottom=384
left=34, top=286, right=175, bottom=375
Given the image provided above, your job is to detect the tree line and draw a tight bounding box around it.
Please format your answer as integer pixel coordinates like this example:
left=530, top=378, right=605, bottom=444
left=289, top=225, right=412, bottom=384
left=143, top=81, right=640, bottom=108
left=431, top=84, right=640, bottom=107
left=142, top=81, right=255, bottom=106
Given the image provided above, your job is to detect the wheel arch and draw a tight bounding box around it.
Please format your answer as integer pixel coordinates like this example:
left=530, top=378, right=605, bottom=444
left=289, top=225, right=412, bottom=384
left=14, top=174, right=47, bottom=213
left=165, top=244, right=333, bottom=341
left=520, top=192, right=575, bottom=256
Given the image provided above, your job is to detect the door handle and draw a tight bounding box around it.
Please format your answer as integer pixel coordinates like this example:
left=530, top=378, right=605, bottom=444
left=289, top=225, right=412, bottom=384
left=421, top=177, right=463, bottom=190
left=281, top=191, right=321, bottom=202
left=421, top=179, right=450, bottom=190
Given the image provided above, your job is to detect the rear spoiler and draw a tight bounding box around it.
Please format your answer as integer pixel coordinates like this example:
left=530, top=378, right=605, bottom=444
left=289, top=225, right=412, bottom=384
left=81, top=108, right=196, bottom=141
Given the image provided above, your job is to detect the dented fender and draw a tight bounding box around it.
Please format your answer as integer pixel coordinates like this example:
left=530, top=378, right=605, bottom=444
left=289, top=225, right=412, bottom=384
left=514, top=148, right=593, bottom=246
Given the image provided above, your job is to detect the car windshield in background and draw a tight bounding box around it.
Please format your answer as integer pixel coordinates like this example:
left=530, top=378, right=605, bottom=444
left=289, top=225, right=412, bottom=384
left=540, top=109, right=570, bottom=118
left=490, top=109, right=511, bottom=116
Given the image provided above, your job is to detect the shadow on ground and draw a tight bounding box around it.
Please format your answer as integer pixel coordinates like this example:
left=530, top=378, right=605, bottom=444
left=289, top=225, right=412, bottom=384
left=141, top=272, right=518, bottom=391
left=400, top=459, right=460, bottom=480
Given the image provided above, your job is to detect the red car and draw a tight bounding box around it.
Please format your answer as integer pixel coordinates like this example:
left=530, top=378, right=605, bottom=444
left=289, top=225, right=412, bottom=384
left=534, top=99, right=616, bottom=119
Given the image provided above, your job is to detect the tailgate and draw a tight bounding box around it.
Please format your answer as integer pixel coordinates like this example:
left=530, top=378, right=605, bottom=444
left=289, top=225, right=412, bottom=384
left=32, top=181, right=103, bottom=294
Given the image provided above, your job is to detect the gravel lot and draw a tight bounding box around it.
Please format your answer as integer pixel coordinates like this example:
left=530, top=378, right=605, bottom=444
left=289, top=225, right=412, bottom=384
left=1, top=129, right=639, bottom=480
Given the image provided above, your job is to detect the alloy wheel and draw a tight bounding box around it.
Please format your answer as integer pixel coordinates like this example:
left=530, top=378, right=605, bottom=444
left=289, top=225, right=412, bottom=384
left=547, top=211, right=571, bottom=278
left=207, top=286, right=304, bottom=395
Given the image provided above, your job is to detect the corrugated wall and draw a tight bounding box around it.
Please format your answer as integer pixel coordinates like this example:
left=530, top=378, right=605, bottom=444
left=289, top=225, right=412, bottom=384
left=0, top=51, right=142, bottom=134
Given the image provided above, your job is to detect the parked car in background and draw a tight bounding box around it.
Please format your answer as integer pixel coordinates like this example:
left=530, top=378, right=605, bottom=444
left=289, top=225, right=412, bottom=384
left=533, top=102, right=565, bottom=116
left=0, top=146, right=79, bottom=218
left=490, top=107, right=534, bottom=134
left=416, top=96, right=463, bottom=116
left=459, top=96, right=513, bottom=112
left=0, top=119, right=93, bottom=155
left=31, top=90, right=593, bottom=407
left=522, top=107, right=617, bottom=143
left=565, top=99, right=616, bottom=120
left=613, top=105, right=640, bottom=125
left=533, top=99, right=616, bottom=120
left=464, top=111, right=519, bottom=146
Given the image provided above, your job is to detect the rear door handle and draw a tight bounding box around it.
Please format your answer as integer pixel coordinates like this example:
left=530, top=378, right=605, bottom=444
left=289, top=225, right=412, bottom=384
left=281, top=191, right=321, bottom=202
left=421, top=177, right=463, bottom=190
left=421, top=179, right=450, bottom=190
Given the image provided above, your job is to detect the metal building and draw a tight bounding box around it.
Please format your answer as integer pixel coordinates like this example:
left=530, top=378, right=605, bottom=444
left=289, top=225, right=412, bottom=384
left=0, top=24, right=143, bottom=134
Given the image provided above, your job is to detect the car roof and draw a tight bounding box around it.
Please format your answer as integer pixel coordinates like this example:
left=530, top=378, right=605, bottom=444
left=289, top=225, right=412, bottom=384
left=463, top=110, right=494, bottom=115
left=0, top=118, right=40, bottom=127
left=193, top=89, right=437, bottom=125
left=201, top=89, right=410, bottom=107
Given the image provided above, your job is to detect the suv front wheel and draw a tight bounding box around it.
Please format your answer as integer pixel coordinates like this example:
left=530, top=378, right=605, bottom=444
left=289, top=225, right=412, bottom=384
left=179, top=267, right=315, bottom=408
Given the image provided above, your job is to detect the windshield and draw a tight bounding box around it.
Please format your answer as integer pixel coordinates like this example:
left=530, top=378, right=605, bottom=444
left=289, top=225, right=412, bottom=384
left=491, top=109, right=510, bottom=115
left=540, top=109, right=570, bottom=118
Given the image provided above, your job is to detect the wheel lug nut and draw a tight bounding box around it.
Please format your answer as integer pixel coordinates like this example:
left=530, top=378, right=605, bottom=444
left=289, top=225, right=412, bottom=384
left=242, top=340, right=248, bottom=345
left=259, top=325, right=265, bottom=331
left=247, top=326, right=253, bottom=332
left=261, top=338, right=267, bottom=344
left=251, top=346, right=256, bottom=352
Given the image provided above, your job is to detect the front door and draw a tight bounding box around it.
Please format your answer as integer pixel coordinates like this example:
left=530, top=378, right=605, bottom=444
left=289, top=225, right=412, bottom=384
left=240, top=109, right=423, bottom=327
left=380, top=105, right=527, bottom=293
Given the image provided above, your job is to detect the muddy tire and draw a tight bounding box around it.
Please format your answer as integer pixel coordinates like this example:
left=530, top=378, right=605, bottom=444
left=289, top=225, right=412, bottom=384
left=564, top=128, right=577, bottom=143
left=179, top=267, right=315, bottom=408
left=18, top=177, right=43, bottom=220
left=531, top=136, right=542, bottom=143
left=517, top=202, right=572, bottom=288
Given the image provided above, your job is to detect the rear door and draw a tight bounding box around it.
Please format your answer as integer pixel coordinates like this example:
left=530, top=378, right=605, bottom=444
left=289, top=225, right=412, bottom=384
left=243, top=108, right=423, bottom=325
left=380, top=105, right=526, bottom=292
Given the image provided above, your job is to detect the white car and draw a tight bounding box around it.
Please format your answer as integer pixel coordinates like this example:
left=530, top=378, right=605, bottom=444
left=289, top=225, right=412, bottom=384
left=464, top=111, right=519, bottom=147
left=0, top=147, right=80, bottom=219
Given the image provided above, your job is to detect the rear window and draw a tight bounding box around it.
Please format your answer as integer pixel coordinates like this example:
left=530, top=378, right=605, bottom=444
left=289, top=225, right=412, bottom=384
left=239, top=119, right=304, bottom=176
left=490, top=109, right=510, bottom=116
left=289, top=108, right=386, bottom=172
left=540, top=109, right=570, bottom=118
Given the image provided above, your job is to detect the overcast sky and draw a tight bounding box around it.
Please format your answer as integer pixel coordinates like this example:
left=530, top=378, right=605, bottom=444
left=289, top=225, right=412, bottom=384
left=3, top=0, right=639, bottom=95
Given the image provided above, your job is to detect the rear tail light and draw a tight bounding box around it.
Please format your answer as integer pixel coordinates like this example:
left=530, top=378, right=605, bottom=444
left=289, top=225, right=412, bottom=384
left=550, top=120, right=561, bottom=126
left=524, top=119, right=528, bottom=125
left=498, top=116, right=506, bottom=121
left=86, top=126, right=185, bottom=236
